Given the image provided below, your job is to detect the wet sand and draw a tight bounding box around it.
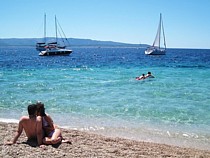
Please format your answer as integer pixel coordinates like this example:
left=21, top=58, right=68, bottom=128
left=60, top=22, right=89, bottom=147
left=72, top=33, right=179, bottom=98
left=1, top=122, right=210, bottom=157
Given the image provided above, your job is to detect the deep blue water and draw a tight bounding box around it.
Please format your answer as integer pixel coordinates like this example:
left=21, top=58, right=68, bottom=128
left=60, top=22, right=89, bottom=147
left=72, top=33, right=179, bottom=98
left=0, top=47, right=210, bottom=150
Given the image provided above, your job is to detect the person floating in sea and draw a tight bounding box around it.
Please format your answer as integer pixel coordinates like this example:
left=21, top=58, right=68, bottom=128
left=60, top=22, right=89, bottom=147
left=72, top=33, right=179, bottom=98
left=4, top=104, right=43, bottom=147
left=145, top=72, right=155, bottom=79
left=136, top=74, right=145, bottom=80
left=136, top=72, right=155, bottom=80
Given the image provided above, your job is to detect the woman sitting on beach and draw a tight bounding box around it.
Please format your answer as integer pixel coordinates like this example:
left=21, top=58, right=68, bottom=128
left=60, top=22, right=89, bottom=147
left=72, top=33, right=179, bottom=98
left=36, top=102, right=70, bottom=145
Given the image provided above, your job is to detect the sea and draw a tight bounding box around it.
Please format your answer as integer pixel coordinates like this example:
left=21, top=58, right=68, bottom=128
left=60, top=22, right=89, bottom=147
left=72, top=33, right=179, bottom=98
left=0, top=46, right=210, bottom=150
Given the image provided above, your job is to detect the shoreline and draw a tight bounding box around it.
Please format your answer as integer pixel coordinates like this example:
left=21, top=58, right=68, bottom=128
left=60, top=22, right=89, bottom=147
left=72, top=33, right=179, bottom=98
left=2, top=117, right=209, bottom=151
left=1, top=122, right=210, bottom=157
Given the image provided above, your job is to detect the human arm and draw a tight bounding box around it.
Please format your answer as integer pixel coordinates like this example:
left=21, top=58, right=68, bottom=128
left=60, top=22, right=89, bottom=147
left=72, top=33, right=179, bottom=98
left=36, top=116, right=43, bottom=146
left=5, top=119, right=24, bottom=145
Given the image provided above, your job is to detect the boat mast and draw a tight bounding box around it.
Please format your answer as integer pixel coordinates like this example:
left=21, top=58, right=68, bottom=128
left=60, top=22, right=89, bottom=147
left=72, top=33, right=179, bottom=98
left=55, top=15, right=58, bottom=44
left=161, top=14, right=166, bottom=50
left=159, top=13, right=162, bottom=49
left=44, top=13, right=46, bottom=43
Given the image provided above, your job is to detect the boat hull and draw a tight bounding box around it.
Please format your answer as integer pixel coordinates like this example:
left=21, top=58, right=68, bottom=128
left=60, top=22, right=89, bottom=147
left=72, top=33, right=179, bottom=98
left=39, top=49, right=73, bottom=56
left=145, top=48, right=166, bottom=55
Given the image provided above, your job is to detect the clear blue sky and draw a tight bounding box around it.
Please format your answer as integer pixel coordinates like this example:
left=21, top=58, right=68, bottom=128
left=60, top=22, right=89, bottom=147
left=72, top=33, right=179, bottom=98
left=0, top=0, right=210, bottom=49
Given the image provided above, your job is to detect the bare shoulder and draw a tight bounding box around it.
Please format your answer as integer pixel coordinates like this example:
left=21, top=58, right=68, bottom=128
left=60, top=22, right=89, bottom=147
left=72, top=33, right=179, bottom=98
left=46, top=113, right=50, bottom=117
left=46, top=114, right=52, bottom=120
left=19, top=116, right=29, bottom=122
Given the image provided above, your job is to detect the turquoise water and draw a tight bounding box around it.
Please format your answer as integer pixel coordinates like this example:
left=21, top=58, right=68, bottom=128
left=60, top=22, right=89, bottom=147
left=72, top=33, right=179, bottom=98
left=0, top=47, right=210, bottom=150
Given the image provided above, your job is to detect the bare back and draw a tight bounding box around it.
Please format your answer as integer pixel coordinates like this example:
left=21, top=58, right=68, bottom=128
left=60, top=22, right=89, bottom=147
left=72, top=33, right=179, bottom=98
left=19, top=116, right=37, bottom=139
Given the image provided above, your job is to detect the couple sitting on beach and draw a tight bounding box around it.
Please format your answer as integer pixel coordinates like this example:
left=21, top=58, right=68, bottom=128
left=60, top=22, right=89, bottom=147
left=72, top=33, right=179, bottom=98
left=136, top=72, right=155, bottom=80
left=5, top=102, right=70, bottom=147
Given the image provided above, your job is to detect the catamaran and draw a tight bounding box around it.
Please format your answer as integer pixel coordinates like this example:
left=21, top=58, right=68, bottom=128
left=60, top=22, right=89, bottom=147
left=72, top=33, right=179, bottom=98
left=36, top=14, right=72, bottom=56
left=145, top=13, right=166, bottom=55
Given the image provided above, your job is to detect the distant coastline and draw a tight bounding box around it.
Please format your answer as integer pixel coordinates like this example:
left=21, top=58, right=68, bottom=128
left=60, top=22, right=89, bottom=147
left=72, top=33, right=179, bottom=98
left=0, top=37, right=149, bottom=48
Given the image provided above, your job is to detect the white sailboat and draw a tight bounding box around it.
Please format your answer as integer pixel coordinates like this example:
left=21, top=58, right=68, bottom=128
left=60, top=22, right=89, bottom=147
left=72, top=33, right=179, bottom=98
left=37, top=15, right=72, bottom=56
left=145, top=13, right=166, bottom=55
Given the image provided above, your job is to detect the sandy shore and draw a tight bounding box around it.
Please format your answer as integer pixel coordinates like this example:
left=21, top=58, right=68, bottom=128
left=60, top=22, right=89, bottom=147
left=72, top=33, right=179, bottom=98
left=1, top=122, right=210, bottom=158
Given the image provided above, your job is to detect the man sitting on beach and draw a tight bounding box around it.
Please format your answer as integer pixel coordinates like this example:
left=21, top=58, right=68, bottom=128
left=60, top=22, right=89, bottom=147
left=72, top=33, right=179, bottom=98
left=4, top=104, right=43, bottom=147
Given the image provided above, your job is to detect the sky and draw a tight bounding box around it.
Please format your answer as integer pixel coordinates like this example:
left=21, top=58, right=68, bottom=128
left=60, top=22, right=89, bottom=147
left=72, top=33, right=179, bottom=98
left=0, top=0, right=210, bottom=49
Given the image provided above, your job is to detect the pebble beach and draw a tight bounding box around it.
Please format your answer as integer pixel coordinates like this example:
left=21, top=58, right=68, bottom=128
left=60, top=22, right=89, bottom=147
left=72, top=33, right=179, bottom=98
left=1, top=122, right=210, bottom=158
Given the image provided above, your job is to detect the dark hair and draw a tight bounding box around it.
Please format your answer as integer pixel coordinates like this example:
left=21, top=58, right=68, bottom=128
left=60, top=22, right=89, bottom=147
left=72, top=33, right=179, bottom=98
left=148, top=72, right=151, bottom=74
left=36, top=102, right=46, bottom=116
left=28, top=104, right=37, bottom=116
